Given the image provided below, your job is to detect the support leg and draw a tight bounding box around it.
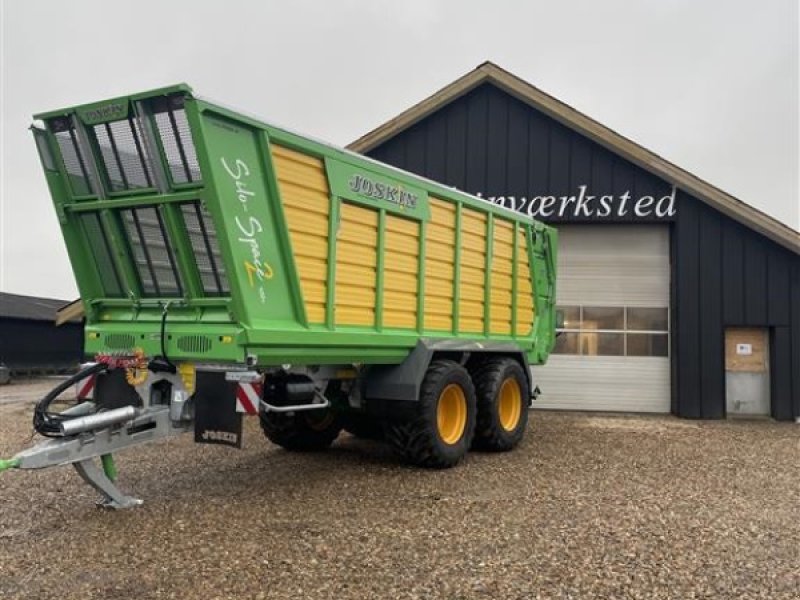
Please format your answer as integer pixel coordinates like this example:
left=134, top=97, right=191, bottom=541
left=73, top=459, right=143, bottom=509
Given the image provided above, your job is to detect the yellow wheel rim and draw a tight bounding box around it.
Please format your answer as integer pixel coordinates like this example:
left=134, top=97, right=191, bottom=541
left=498, top=377, right=522, bottom=432
left=437, top=384, right=467, bottom=445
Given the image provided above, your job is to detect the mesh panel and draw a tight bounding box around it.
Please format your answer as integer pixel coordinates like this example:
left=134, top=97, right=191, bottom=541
left=79, top=212, right=123, bottom=297
left=105, top=333, right=136, bottom=350
left=177, top=335, right=212, bottom=353
left=180, top=202, right=230, bottom=295
left=153, top=101, right=201, bottom=185
left=121, top=207, right=183, bottom=297
left=50, top=117, right=94, bottom=196
left=93, top=118, right=153, bottom=192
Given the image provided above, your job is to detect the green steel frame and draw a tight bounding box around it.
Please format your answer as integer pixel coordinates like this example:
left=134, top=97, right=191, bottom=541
left=31, top=84, right=558, bottom=368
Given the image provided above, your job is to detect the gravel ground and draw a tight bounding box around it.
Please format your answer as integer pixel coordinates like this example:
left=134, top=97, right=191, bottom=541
left=0, top=381, right=798, bottom=599
left=0, top=377, right=72, bottom=405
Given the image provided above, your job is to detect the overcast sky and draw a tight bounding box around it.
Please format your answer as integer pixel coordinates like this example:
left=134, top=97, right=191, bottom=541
left=1, top=0, right=797, bottom=300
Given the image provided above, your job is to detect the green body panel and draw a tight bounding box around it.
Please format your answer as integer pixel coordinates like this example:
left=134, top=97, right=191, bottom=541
left=193, top=112, right=298, bottom=326
left=31, top=85, right=558, bottom=368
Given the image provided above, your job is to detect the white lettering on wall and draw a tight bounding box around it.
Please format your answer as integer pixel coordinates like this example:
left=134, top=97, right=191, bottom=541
left=655, top=190, right=677, bottom=217
left=477, top=186, right=677, bottom=219
left=634, top=196, right=654, bottom=217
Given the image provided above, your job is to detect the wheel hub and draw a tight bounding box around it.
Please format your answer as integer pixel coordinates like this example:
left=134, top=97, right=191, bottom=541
left=498, top=377, right=522, bottom=431
left=436, top=383, right=467, bottom=445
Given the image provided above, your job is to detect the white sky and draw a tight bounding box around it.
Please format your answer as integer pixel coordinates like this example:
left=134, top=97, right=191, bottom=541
left=1, top=0, right=798, bottom=300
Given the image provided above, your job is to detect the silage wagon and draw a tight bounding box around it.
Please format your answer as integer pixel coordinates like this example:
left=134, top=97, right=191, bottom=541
left=1, top=85, right=558, bottom=507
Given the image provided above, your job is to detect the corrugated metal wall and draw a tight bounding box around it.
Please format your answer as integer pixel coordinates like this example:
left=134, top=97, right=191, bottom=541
left=365, top=82, right=800, bottom=421
left=672, top=192, right=800, bottom=420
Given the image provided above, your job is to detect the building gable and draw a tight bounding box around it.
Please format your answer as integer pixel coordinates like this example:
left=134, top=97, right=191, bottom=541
left=368, top=82, right=677, bottom=224
left=350, top=62, right=799, bottom=254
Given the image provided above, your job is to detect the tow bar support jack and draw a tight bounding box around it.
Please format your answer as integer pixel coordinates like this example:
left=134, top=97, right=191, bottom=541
left=74, top=458, right=143, bottom=509
left=5, top=404, right=191, bottom=509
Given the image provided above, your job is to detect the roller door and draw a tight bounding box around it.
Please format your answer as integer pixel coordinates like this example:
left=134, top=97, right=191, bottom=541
left=533, top=225, right=671, bottom=413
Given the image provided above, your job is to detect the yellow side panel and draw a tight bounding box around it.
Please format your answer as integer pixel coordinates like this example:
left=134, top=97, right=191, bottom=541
left=490, top=219, right=515, bottom=335
left=335, top=203, right=378, bottom=326
left=423, top=198, right=456, bottom=331
left=429, top=198, right=457, bottom=222
left=383, top=214, right=420, bottom=329
left=516, top=226, right=535, bottom=336
left=459, top=278, right=484, bottom=301
left=425, top=277, right=454, bottom=298
left=426, top=240, right=455, bottom=264
left=458, top=208, right=487, bottom=333
left=271, top=145, right=328, bottom=192
left=272, top=144, right=329, bottom=324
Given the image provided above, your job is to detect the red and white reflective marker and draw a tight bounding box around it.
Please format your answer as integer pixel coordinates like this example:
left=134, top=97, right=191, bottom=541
left=235, top=382, right=262, bottom=415
left=75, top=363, right=97, bottom=400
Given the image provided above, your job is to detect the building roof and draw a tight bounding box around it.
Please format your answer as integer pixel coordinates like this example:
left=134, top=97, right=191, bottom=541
left=54, top=298, right=85, bottom=326
left=348, top=61, right=800, bottom=255
left=0, top=292, right=80, bottom=323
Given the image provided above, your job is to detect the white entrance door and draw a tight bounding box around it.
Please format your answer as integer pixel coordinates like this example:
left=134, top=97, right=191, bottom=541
left=533, top=225, right=671, bottom=413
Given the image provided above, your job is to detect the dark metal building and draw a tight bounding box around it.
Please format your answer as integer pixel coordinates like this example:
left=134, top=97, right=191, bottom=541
left=349, top=62, right=800, bottom=421
left=0, top=292, right=83, bottom=375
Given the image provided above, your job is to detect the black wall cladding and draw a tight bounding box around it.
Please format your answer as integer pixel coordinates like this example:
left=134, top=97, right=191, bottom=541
left=365, top=82, right=800, bottom=420
left=369, top=84, right=675, bottom=223
left=0, top=319, right=83, bottom=371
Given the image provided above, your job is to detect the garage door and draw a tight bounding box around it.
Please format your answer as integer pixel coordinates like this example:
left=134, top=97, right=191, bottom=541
left=533, top=225, right=670, bottom=413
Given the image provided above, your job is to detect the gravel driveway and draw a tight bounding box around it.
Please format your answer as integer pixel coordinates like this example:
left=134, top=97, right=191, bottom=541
left=0, top=383, right=798, bottom=599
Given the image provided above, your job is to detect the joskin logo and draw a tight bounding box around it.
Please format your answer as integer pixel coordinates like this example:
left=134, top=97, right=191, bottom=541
left=349, top=174, right=418, bottom=209
left=80, top=102, right=127, bottom=124
left=221, top=157, right=274, bottom=304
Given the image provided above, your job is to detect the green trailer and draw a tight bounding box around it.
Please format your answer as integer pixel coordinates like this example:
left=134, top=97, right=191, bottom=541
left=2, top=85, right=558, bottom=507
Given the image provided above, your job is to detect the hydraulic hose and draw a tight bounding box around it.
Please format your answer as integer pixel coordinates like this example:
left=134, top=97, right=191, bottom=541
left=160, top=304, right=174, bottom=369
left=32, top=362, right=109, bottom=438
left=149, top=301, right=177, bottom=374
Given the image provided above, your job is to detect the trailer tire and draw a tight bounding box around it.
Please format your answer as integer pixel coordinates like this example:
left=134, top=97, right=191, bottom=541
left=259, top=409, right=342, bottom=451
left=386, top=359, right=476, bottom=468
left=472, top=358, right=529, bottom=451
left=342, top=414, right=384, bottom=441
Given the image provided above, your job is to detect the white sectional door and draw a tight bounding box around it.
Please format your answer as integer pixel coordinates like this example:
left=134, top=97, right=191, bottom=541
left=533, top=225, right=671, bottom=413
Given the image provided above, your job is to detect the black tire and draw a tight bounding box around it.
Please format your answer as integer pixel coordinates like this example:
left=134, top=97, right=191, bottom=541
left=386, top=359, right=476, bottom=468
left=259, top=408, right=342, bottom=451
left=472, top=358, right=529, bottom=451
left=342, top=413, right=384, bottom=441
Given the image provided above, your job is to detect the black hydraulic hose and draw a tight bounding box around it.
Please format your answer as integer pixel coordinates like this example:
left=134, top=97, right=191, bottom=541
left=158, top=302, right=176, bottom=372
left=147, top=302, right=177, bottom=374
left=33, top=362, right=109, bottom=438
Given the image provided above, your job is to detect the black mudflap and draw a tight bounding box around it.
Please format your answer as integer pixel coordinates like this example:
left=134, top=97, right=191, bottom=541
left=193, top=371, right=243, bottom=449
left=94, top=370, right=143, bottom=410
